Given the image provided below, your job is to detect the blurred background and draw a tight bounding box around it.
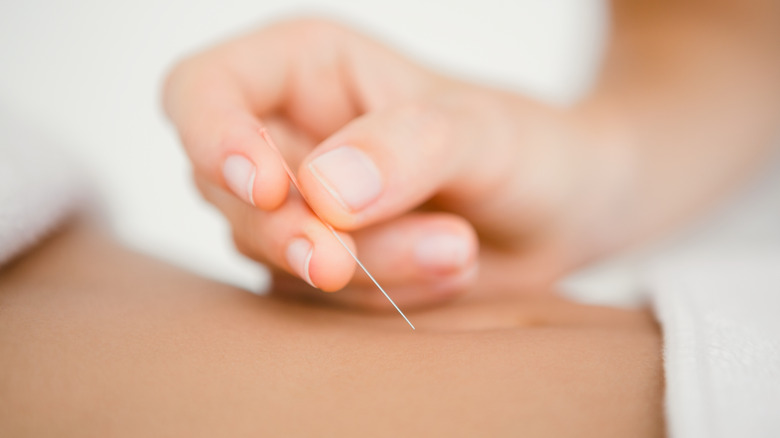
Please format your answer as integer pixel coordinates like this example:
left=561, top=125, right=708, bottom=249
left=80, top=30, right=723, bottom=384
left=0, top=0, right=608, bottom=289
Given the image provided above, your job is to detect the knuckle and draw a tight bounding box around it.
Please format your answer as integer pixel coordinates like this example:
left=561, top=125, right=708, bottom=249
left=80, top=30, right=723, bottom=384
left=275, top=17, right=348, bottom=42
left=269, top=17, right=359, bottom=61
left=394, top=102, right=451, bottom=153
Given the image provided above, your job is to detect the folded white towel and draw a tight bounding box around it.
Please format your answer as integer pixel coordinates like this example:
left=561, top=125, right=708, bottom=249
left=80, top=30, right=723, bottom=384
left=563, top=145, right=780, bottom=437
left=0, top=107, right=85, bottom=266
left=646, top=145, right=780, bottom=438
left=650, top=252, right=780, bottom=438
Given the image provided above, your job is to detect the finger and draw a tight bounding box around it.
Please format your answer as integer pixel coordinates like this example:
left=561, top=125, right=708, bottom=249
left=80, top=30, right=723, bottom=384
left=162, top=19, right=428, bottom=210
left=196, top=175, right=357, bottom=291
left=351, top=212, right=478, bottom=286
left=297, top=101, right=477, bottom=231
left=272, top=212, right=479, bottom=310
left=163, top=58, right=291, bottom=210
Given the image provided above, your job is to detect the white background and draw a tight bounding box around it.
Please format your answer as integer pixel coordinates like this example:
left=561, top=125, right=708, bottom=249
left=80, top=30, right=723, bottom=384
left=0, top=0, right=607, bottom=289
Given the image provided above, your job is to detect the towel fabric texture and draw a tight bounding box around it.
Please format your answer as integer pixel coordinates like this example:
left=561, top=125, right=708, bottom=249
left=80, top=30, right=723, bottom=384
left=651, top=253, right=780, bottom=438
left=647, top=147, right=780, bottom=438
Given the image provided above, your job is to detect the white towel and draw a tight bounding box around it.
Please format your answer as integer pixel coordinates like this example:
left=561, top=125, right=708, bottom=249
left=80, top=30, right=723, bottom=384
left=0, top=107, right=85, bottom=267
left=646, top=145, right=780, bottom=438
left=563, top=145, right=780, bottom=437
left=650, top=252, right=780, bottom=438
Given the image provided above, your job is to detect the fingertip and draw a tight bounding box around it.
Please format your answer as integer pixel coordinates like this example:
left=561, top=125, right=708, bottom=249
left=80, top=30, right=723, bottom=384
left=251, top=155, right=290, bottom=211
left=284, top=237, right=316, bottom=287
left=296, top=104, right=455, bottom=230
left=343, top=212, right=478, bottom=301
left=297, top=151, right=367, bottom=230
left=219, top=122, right=289, bottom=210
left=222, top=154, right=257, bottom=206
left=305, top=227, right=358, bottom=292
left=412, top=218, right=478, bottom=276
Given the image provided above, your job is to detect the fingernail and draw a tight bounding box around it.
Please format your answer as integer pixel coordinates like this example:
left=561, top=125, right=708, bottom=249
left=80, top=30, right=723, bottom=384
left=286, top=237, right=316, bottom=288
left=414, top=233, right=472, bottom=273
left=223, top=154, right=256, bottom=206
left=308, top=146, right=382, bottom=212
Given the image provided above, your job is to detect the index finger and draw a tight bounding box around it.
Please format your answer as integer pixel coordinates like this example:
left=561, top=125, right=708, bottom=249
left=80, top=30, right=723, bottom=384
left=161, top=19, right=365, bottom=209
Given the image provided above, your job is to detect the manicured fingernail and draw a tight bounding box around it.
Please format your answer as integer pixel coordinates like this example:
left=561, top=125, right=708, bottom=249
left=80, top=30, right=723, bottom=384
left=308, top=146, right=382, bottom=212
left=286, top=237, right=316, bottom=288
left=223, top=154, right=256, bottom=206
left=414, top=233, right=472, bottom=273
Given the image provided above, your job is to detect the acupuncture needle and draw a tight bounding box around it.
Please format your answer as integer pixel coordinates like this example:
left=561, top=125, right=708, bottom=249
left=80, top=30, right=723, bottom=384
left=259, top=127, right=416, bottom=330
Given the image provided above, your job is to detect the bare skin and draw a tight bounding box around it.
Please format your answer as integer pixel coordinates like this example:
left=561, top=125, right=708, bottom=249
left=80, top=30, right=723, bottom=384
left=0, top=224, right=664, bottom=437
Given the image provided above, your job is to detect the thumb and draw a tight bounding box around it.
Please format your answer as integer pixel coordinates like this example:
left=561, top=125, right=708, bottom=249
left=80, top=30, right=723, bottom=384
left=298, top=103, right=471, bottom=230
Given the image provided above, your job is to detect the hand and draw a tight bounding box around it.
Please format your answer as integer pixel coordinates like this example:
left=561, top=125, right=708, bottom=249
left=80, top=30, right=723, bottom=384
left=163, top=18, right=609, bottom=309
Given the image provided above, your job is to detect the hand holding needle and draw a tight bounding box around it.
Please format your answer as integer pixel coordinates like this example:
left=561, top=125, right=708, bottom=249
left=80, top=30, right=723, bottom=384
left=260, top=127, right=415, bottom=330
